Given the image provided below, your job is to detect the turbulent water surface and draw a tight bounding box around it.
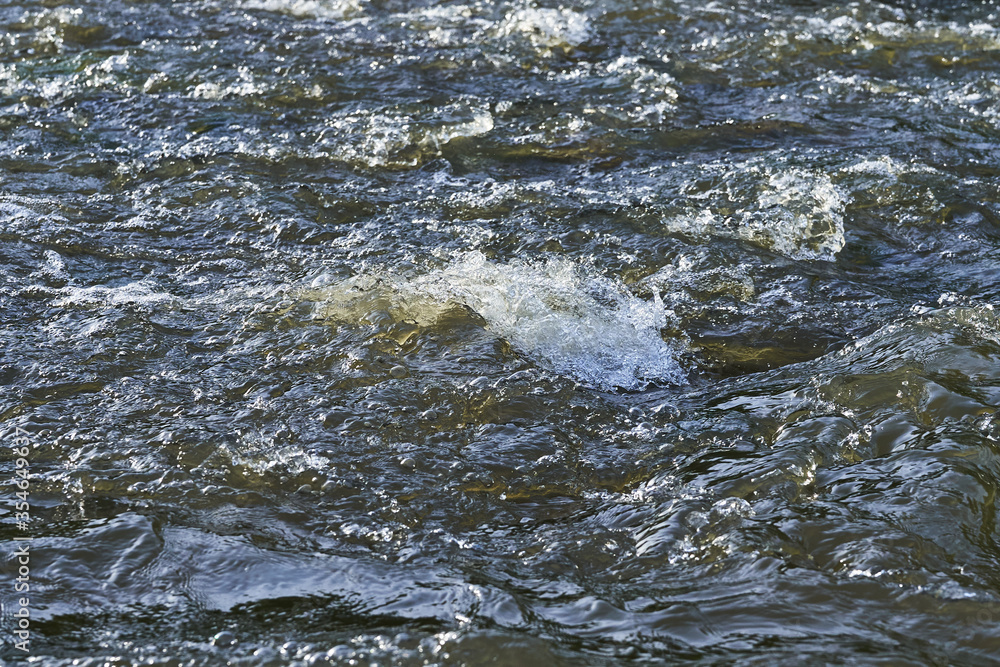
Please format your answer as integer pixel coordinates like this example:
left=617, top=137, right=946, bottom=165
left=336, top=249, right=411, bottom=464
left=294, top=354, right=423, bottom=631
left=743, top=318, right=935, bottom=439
left=3, top=0, right=1000, bottom=664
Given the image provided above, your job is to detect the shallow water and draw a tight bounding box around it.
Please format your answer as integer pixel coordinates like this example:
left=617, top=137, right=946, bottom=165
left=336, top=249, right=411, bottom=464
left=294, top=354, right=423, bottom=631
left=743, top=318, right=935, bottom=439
left=2, top=0, right=1000, bottom=664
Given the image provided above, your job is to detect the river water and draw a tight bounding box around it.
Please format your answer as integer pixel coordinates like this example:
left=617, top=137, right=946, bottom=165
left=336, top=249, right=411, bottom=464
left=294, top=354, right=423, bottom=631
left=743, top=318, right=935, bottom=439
left=2, top=0, right=1000, bottom=664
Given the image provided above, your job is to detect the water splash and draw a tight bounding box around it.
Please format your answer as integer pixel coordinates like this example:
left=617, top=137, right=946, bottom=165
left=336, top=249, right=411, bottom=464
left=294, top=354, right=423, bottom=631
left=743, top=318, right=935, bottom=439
left=665, top=165, right=846, bottom=261
left=496, top=5, right=591, bottom=52
left=748, top=168, right=846, bottom=260
left=312, top=252, right=686, bottom=390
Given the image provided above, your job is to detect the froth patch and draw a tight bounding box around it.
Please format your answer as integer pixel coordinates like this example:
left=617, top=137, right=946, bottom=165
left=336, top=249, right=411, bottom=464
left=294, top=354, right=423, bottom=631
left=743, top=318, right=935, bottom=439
left=311, top=253, right=686, bottom=390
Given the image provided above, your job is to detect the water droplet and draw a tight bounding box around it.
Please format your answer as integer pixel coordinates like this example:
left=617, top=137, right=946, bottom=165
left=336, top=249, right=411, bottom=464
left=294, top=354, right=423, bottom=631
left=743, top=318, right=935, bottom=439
left=211, top=631, right=237, bottom=648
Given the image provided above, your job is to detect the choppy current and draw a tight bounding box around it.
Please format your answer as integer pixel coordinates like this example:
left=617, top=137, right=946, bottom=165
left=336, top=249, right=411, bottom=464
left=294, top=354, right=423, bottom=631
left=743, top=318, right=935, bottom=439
left=3, top=0, right=1000, bottom=664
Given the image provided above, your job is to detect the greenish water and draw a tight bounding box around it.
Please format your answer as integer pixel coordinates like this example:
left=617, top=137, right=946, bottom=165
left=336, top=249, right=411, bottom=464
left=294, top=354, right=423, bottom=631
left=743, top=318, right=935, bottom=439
left=2, top=0, right=1000, bottom=664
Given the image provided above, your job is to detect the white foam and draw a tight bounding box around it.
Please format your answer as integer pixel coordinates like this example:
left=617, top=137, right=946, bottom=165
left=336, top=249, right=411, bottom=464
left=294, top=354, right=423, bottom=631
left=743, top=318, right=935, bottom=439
left=842, top=155, right=909, bottom=178
left=399, top=5, right=491, bottom=46
left=424, top=110, right=494, bottom=149
left=242, top=0, right=364, bottom=19
left=606, top=55, right=678, bottom=103
left=497, top=6, right=591, bottom=51
left=0, top=202, right=41, bottom=230
left=190, top=67, right=263, bottom=100
left=322, top=107, right=493, bottom=168
left=37, top=250, right=69, bottom=280
left=54, top=280, right=178, bottom=308
left=547, top=56, right=678, bottom=124
left=311, top=252, right=685, bottom=390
